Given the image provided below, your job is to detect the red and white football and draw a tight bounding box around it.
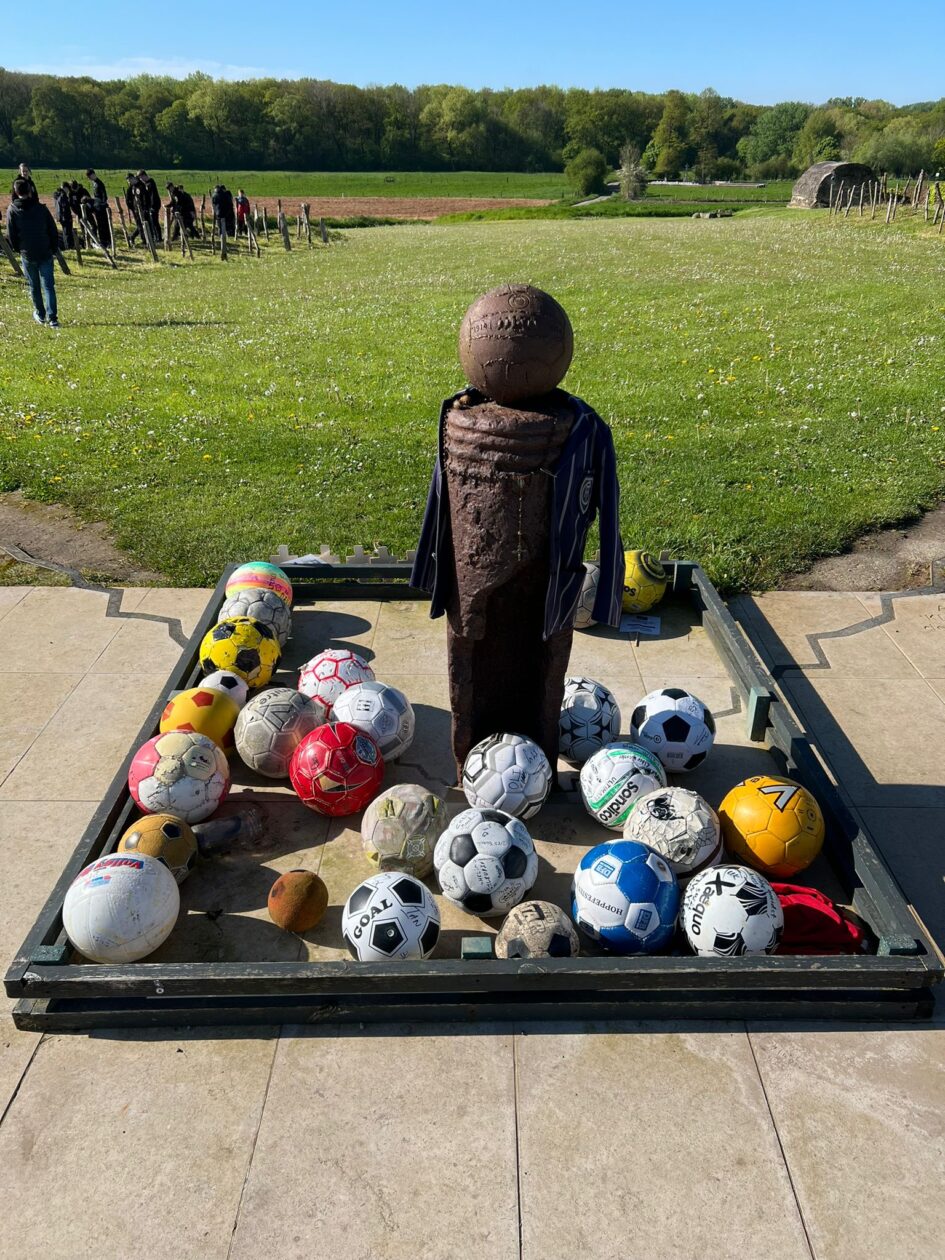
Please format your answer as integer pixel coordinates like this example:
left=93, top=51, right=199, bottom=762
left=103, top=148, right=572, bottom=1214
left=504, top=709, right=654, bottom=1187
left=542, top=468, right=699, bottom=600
left=289, top=722, right=384, bottom=816
left=297, top=649, right=375, bottom=718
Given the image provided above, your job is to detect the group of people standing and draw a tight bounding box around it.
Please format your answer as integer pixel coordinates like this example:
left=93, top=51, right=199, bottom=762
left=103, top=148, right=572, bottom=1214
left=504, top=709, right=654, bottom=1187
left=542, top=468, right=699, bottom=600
left=5, top=161, right=263, bottom=328
left=51, top=169, right=110, bottom=248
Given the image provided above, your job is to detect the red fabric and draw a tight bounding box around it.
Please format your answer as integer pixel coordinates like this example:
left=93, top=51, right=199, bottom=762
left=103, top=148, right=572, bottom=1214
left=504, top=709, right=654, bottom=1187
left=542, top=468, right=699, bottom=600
left=773, top=883, right=869, bottom=954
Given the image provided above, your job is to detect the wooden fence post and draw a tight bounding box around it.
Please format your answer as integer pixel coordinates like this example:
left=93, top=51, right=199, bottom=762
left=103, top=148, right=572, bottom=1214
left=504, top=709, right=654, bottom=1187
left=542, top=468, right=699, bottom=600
left=261, top=204, right=270, bottom=242
left=319, top=217, right=328, bottom=244
left=0, top=224, right=22, bottom=276
left=79, top=203, right=118, bottom=269
left=277, top=199, right=292, bottom=250
left=115, top=197, right=131, bottom=248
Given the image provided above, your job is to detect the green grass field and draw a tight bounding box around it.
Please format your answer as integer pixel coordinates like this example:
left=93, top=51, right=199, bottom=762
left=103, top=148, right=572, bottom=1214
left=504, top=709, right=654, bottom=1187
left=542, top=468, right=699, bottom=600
left=23, top=169, right=569, bottom=199
left=1, top=211, right=943, bottom=591
left=643, top=180, right=794, bottom=203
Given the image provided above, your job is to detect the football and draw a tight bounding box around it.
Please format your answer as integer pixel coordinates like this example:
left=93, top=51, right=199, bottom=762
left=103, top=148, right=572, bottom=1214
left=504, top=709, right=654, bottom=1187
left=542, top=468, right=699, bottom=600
left=719, top=775, right=825, bottom=878
left=63, top=853, right=180, bottom=963
left=199, top=617, right=281, bottom=689
left=682, top=864, right=783, bottom=956
left=579, top=743, right=667, bottom=830
left=298, top=648, right=375, bottom=718
left=458, top=283, right=573, bottom=404
left=289, top=721, right=384, bottom=816
left=159, top=685, right=240, bottom=753
left=225, top=560, right=293, bottom=606
left=219, top=587, right=292, bottom=646
left=630, top=687, right=716, bottom=772
left=117, top=814, right=198, bottom=883
left=572, top=839, right=679, bottom=953
left=559, top=675, right=621, bottom=763
left=623, top=787, right=723, bottom=879
left=128, top=730, right=230, bottom=824
left=342, top=872, right=440, bottom=961
left=361, top=783, right=444, bottom=877
left=462, top=732, right=552, bottom=820
left=434, top=807, right=539, bottom=916
left=495, top=900, right=580, bottom=959
left=234, top=687, right=321, bottom=778
left=622, top=549, right=668, bottom=613
left=331, top=681, right=415, bottom=761
left=200, top=669, right=249, bottom=709
left=573, top=562, right=600, bottom=630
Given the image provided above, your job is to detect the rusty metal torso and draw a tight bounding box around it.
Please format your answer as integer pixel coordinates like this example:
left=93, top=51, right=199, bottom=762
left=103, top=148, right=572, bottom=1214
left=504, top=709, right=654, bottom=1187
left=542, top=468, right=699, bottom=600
left=444, top=391, right=574, bottom=639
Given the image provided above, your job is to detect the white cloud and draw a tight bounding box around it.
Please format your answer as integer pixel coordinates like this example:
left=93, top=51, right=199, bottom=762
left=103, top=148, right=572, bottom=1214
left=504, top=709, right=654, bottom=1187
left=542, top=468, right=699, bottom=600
left=14, top=55, right=293, bottom=80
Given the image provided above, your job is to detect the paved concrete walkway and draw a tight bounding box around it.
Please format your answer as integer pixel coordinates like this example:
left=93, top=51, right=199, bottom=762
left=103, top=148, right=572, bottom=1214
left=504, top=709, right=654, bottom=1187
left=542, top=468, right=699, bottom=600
left=0, top=585, right=943, bottom=1260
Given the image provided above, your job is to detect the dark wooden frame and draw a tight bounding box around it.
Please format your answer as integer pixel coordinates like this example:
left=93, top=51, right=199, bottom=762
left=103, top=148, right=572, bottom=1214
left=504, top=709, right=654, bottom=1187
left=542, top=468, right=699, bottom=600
left=5, top=561, right=941, bottom=1029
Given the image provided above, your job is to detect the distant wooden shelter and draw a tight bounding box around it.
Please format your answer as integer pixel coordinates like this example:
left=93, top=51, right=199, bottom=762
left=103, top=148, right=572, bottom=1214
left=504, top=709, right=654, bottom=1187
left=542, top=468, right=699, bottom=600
left=789, top=161, right=874, bottom=208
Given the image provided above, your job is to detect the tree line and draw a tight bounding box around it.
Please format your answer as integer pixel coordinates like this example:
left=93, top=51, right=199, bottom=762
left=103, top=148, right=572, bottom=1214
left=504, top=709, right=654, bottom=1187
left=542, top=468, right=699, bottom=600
left=1, top=69, right=943, bottom=180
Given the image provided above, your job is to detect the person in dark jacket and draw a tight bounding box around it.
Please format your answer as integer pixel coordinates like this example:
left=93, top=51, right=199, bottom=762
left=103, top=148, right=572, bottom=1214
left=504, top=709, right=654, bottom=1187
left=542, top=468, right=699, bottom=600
left=211, top=183, right=236, bottom=237
left=124, top=172, right=142, bottom=244
left=53, top=185, right=74, bottom=249
left=167, top=182, right=197, bottom=237
left=6, top=179, right=59, bottom=326
left=85, top=168, right=111, bottom=245
left=234, top=188, right=250, bottom=235
left=137, top=170, right=161, bottom=241
left=11, top=162, right=37, bottom=199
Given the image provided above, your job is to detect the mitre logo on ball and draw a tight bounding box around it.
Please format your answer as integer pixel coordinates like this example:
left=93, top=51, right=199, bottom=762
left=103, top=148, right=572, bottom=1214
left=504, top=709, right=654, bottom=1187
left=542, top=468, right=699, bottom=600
left=458, top=283, right=574, bottom=404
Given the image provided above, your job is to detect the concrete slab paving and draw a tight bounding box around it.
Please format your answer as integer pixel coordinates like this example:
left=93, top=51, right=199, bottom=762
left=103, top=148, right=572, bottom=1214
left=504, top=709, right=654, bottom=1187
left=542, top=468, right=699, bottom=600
left=855, top=591, right=945, bottom=679
left=89, top=587, right=213, bottom=675
left=0, top=671, right=167, bottom=801
left=734, top=591, right=920, bottom=677
left=0, top=800, right=98, bottom=1014
left=0, top=586, right=148, bottom=674
left=228, top=1028, right=519, bottom=1260
left=749, top=1024, right=945, bottom=1260
left=373, top=600, right=447, bottom=673
left=2, top=583, right=944, bottom=1260
left=515, top=1024, right=812, bottom=1260
left=0, top=1013, right=38, bottom=1119
left=0, top=673, right=82, bottom=790
left=778, top=673, right=945, bottom=809
left=0, top=1028, right=279, bottom=1260
left=0, top=587, right=32, bottom=620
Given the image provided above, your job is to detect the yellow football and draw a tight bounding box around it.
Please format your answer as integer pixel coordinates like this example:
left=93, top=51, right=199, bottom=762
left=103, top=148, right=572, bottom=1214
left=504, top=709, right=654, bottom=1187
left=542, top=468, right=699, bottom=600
left=199, top=616, right=281, bottom=689
left=622, top=549, right=668, bottom=613
left=160, top=686, right=240, bottom=753
left=117, top=814, right=198, bottom=883
left=719, top=775, right=825, bottom=878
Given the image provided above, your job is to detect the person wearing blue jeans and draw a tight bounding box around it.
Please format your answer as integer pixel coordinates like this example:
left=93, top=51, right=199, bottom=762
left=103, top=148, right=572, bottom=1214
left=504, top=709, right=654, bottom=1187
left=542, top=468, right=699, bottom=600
left=5, top=177, right=60, bottom=327
left=22, top=256, right=58, bottom=325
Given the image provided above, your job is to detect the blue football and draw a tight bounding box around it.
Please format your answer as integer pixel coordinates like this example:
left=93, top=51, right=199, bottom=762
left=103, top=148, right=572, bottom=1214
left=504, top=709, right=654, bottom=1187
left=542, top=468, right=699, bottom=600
left=571, top=839, right=680, bottom=954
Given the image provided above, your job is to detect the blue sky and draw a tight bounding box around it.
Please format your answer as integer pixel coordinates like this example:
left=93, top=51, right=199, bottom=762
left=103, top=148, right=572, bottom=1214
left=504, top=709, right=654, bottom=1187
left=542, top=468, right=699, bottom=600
left=7, top=1, right=943, bottom=105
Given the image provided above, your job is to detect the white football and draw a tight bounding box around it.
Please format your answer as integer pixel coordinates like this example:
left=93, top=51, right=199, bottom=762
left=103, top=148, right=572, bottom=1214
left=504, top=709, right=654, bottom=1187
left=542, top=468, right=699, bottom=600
left=63, top=853, right=180, bottom=963
left=235, top=687, right=320, bottom=777
left=434, top=807, right=538, bottom=916
left=559, top=675, right=621, bottom=763
left=630, top=687, right=716, bottom=773
left=682, top=865, right=783, bottom=956
left=579, top=742, right=667, bottom=830
left=331, top=681, right=415, bottom=761
left=342, top=872, right=440, bottom=961
left=623, top=787, right=723, bottom=878
left=462, top=732, right=552, bottom=820
left=201, top=669, right=249, bottom=708
left=573, top=562, right=600, bottom=629
left=219, top=588, right=292, bottom=646
left=298, top=648, right=375, bottom=717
